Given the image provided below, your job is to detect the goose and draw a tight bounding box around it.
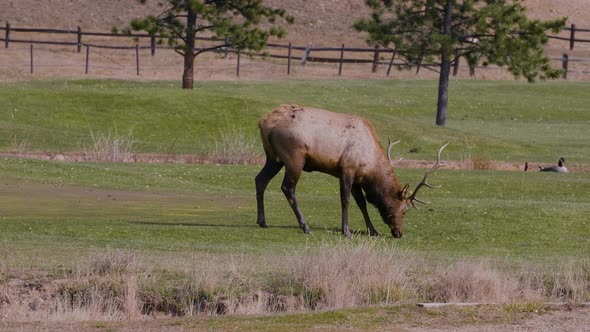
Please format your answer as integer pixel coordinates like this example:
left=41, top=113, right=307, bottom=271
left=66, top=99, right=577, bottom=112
left=538, top=157, right=568, bottom=173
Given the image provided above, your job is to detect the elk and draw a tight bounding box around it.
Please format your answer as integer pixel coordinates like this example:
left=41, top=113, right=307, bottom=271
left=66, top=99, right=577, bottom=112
left=255, top=104, right=448, bottom=238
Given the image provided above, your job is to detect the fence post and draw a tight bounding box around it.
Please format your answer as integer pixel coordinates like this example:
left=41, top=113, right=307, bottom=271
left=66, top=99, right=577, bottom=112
left=150, top=35, right=156, bottom=56
left=85, top=45, right=90, bottom=74
left=338, top=43, right=344, bottom=76
left=30, top=44, right=34, bottom=74
left=569, top=23, right=576, bottom=50
left=562, top=53, right=568, bottom=79
left=287, top=42, right=292, bottom=75
left=236, top=50, right=241, bottom=77
left=386, top=50, right=396, bottom=76
left=371, top=45, right=380, bottom=73
left=77, top=26, right=82, bottom=53
left=136, top=44, right=140, bottom=76
left=5, top=23, right=10, bottom=48
left=301, top=43, right=312, bottom=65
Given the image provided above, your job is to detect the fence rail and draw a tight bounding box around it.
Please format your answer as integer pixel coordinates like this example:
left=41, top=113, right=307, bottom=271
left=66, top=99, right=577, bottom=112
left=1, top=22, right=590, bottom=79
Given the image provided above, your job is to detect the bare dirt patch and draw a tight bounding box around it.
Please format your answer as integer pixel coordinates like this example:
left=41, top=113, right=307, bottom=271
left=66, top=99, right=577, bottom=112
left=1, top=0, right=589, bottom=82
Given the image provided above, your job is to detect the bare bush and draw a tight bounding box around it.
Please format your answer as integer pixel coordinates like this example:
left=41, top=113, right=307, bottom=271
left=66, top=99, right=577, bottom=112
left=85, top=128, right=135, bottom=162
left=207, top=128, right=261, bottom=165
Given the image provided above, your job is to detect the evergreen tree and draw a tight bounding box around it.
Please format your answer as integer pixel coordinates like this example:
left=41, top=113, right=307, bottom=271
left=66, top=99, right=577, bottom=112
left=354, top=0, right=566, bottom=126
left=127, top=0, right=293, bottom=89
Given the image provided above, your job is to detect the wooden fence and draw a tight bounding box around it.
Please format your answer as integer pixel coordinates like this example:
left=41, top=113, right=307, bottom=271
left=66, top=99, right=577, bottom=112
left=1, top=22, right=590, bottom=78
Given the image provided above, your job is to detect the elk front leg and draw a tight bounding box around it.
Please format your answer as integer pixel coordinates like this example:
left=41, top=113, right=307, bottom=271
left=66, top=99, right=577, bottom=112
left=351, top=184, right=379, bottom=236
left=339, top=174, right=354, bottom=238
left=281, top=172, right=312, bottom=234
left=255, top=158, right=283, bottom=228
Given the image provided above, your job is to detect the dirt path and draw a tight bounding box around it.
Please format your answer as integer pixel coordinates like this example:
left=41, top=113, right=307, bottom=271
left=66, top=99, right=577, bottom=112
left=2, top=151, right=589, bottom=173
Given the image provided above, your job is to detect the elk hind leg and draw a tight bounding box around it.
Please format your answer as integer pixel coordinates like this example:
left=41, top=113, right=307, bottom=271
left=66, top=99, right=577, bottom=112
left=255, top=158, right=283, bottom=228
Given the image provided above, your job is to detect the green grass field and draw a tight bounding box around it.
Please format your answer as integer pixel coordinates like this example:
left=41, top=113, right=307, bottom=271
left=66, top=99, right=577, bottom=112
left=1, top=79, right=589, bottom=260
left=0, top=79, right=589, bottom=324
left=1, top=79, right=589, bottom=163
left=1, top=157, right=589, bottom=262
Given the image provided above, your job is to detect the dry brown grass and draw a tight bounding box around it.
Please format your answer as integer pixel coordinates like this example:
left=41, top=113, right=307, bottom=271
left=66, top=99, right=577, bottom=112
left=1, top=244, right=589, bottom=322
left=424, top=260, right=520, bottom=303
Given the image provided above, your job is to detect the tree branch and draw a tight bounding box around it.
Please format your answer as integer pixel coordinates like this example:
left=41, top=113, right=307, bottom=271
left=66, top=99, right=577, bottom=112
left=194, top=43, right=232, bottom=57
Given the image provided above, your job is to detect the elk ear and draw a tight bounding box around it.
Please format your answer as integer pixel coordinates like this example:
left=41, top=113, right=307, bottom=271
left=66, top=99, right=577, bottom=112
left=400, top=184, right=410, bottom=199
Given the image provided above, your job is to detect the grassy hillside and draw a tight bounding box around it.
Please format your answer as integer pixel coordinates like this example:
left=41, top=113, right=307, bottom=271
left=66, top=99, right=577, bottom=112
left=1, top=79, right=589, bottom=164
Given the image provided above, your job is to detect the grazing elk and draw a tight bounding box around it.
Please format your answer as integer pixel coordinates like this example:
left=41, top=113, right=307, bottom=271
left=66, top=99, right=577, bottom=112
left=255, top=104, right=448, bottom=238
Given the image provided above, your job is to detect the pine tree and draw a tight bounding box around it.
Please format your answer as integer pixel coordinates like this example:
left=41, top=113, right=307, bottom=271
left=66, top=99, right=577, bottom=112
left=354, top=0, right=566, bottom=126
left=126, top=0, right=293, bottom=89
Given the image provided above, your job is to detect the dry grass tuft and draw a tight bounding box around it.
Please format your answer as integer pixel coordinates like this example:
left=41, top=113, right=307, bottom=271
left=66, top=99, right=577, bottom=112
left=50, top=250, right=140, bottom=321
left=9, top=134, right=30, bottom=154
left=520, top=261, right=590, bottom=303
left=462, top=152, right=496, bottom=170
left=85, top=128, right=135, bottom=162
left=207, top=128, right=261, bottom=165
left=425, top=261, right=519, bottom=303
left=287, top=239, right=416, bottom=310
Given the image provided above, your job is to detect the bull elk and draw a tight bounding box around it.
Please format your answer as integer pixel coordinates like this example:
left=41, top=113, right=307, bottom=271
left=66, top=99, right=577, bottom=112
left=255, top=104, right=448, bottom=238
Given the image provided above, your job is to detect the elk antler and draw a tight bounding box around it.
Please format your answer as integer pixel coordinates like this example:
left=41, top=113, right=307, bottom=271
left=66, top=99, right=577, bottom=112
left=408, top=143, right=449, bottom=208
left=387, top=138, right=403, bottom=164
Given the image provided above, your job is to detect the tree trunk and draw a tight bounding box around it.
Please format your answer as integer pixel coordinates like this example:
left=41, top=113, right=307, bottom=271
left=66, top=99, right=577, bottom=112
left=435, top=0, right=455, bottom=127
left=436, top=58, right=451, bottom=126
left=182, top=52, right=195, bottom=89
left=182, top=2, right=196, bottom=89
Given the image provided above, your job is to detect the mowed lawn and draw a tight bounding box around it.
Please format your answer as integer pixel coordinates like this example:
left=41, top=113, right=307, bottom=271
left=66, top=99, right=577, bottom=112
left=1, top=157, right=589, bottom=265
left=0, top=79, right=589, bottom=267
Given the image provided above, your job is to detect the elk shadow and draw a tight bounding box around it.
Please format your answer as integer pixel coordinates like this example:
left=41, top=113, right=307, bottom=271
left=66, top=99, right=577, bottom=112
left=128, top=220, right=301, bottom=230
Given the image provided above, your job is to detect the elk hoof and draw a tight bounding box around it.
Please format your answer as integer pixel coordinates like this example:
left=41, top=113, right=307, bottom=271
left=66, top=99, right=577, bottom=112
left=257, top=220, right=268, bottom=228
left=343, top=231, right=353, bottom=238
left=302, top=225, right=312, bottom=234
left=368, top=230, right=379, bottom=237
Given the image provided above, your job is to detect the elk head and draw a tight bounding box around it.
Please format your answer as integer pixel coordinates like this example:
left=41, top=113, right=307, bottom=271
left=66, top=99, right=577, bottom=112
left=386, top=142, right=449, bottom=238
